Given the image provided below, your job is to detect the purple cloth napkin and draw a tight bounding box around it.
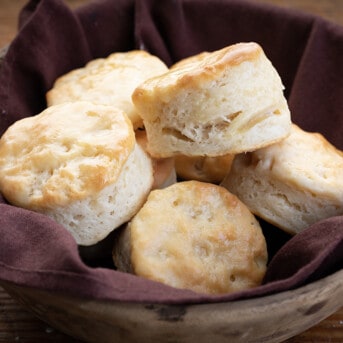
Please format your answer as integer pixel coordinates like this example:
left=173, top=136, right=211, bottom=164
left=0, top=0, right=342, bottom=304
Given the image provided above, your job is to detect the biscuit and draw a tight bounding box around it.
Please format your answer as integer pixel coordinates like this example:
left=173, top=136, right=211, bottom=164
left=170, top=51, right=211, bottom=69
left=221, top=124, right=343, bottom=234
left=135, top=129, right=176, bottom=189
left=113, top=181, right=268, bottom=294
left=175, top=154, right=234, bottom=184
left=132, top=42, right=291, bottom=157
left=0, top=101, right=154, bottom=245
left=47, top=50, right=168, bottom=129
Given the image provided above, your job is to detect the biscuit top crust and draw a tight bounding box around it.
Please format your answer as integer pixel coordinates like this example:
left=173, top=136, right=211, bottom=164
left=47, top=50, right=168, bottom=128
left=132, top=43, right=262, bottom=116
left=129, top=181, right=267, bottom=294
left=170, top=51, right=211, bottom=69
left=0, top=101, right=135, bottom=208
left=250, top=124, right=343, bottom=201
left=151, top=42, right=260, bottom=85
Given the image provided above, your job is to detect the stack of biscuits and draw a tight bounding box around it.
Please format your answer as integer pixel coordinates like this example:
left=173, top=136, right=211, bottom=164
left=0, top=43, right=342, bottom=295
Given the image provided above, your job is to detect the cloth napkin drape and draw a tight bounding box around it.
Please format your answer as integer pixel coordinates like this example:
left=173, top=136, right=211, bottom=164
left=0, top=0, right=342, bottom=304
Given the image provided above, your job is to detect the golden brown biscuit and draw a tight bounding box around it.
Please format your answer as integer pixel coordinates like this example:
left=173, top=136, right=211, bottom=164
left=113, top=181, right=268, bottom=294
left=47, top=50, right=168, bottom=129
left=175, top=154, right=234, bottom=184
left=0, top=101, right=154, bottom=245
left=221, top=124, right=343, bottom=234
left=132, top=42, right=291, bottom=157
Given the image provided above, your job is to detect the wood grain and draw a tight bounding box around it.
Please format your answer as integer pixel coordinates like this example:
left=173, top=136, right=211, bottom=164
left=0, top=0, right=342, bottom=342
left=0, top=286, right=82, bottom=342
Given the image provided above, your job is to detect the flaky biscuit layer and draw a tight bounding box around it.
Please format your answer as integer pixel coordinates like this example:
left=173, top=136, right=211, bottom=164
left=132, top=42, right=291, bottom=157
left=222, top=124, right=343, bottom=234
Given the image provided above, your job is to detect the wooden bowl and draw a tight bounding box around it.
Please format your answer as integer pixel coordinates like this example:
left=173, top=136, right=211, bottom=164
left=1, top=268, right=343, bottom=343
left=0, top=2, right=342, bottom=342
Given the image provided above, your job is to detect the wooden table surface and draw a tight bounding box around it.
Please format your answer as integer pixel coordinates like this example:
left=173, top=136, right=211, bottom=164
left=0, top=0, right=342, bottom=342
